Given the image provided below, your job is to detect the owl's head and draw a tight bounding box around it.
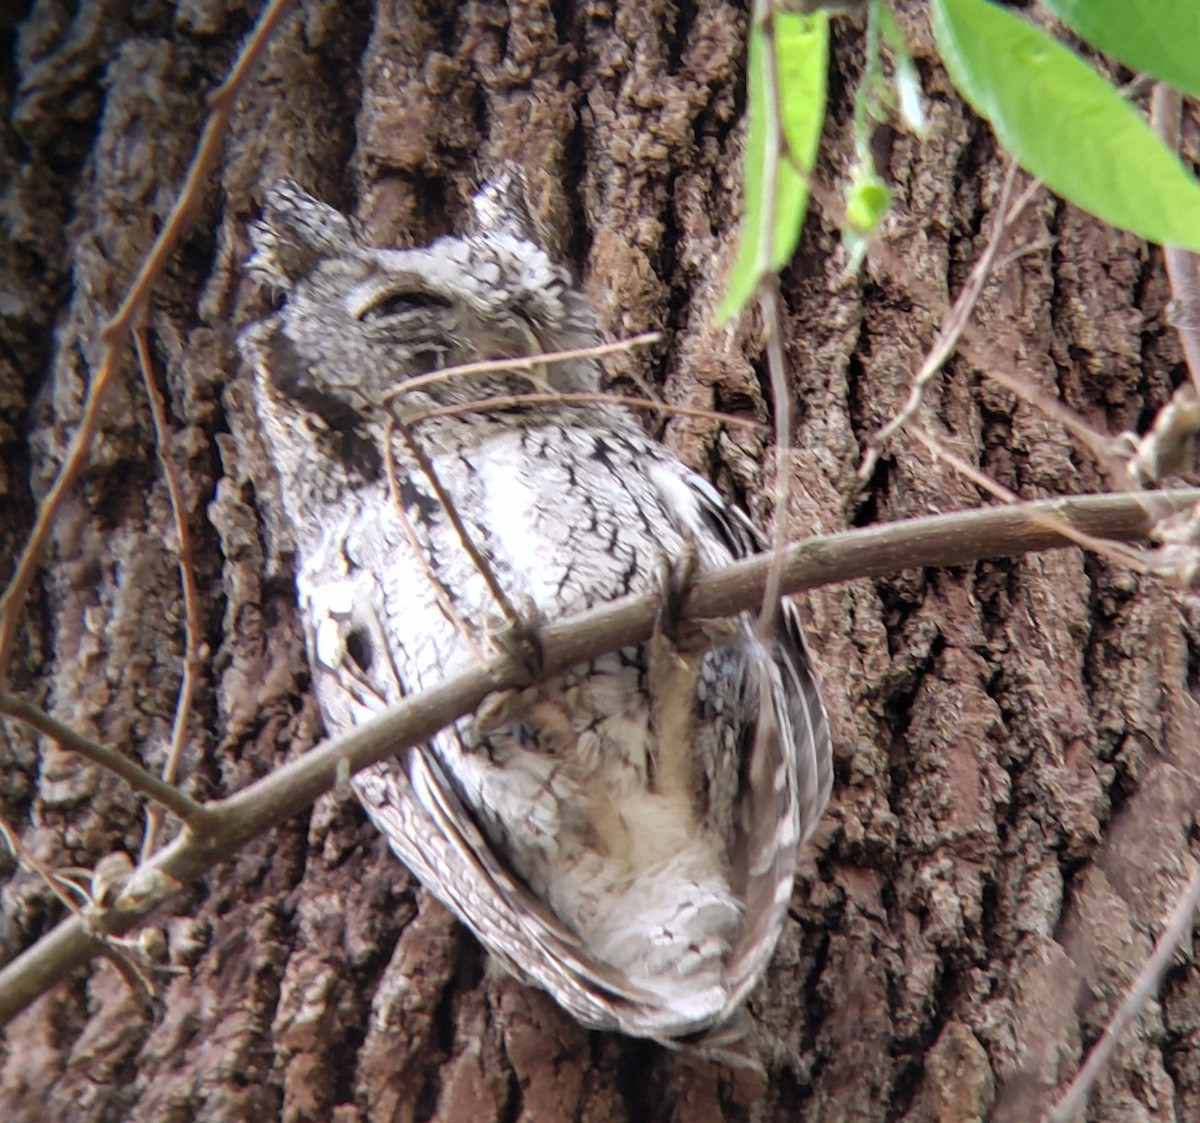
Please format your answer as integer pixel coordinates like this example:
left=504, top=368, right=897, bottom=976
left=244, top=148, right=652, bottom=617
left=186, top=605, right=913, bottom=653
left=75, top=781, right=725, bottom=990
left=242, top=177, right=602, bottom=420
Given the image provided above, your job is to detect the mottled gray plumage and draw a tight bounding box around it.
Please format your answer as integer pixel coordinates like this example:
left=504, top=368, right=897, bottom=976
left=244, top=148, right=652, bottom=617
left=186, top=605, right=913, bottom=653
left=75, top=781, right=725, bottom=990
left=240, top=177, right=832, bottom=1048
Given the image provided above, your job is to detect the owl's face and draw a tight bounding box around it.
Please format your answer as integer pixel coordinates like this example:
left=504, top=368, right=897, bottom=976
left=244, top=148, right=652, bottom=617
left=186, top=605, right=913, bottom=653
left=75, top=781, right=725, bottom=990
left=242, top=179, right=601, bottom=419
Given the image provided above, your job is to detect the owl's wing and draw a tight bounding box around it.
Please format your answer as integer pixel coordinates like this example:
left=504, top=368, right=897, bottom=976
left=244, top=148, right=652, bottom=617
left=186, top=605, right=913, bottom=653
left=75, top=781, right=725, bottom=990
left=304, top=573, right=665, bottom=1031
left=354, top=750, right=674, bottom=1030
left=660, top=468, right=832, bottom=838
left=304, top=521, right=706, bottom=1037
left=317, top=463, right=831, bottom=1042
left=648, top=468, right=833, bottom=1019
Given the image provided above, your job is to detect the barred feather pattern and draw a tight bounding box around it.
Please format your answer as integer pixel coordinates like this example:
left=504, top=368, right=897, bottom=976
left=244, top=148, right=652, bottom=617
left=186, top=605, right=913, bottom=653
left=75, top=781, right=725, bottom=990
left=240, top=177, right=832, bottom=1047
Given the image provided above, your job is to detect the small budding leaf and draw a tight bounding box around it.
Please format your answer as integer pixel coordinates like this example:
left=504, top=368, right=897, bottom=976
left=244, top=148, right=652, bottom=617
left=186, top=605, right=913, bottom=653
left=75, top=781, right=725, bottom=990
left=843, top=165, right=891, bottom=272
left=845, top=172, right=890, bottom=233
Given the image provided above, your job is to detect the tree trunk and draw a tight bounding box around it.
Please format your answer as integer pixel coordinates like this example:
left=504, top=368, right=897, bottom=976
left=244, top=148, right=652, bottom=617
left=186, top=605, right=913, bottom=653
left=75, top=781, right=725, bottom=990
left=2, top=1, right=1198, bottom=1120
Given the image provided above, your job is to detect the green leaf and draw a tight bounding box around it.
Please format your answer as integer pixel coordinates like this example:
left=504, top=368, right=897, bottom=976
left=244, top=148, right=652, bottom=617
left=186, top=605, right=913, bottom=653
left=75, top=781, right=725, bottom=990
left=1041, top=0, right=1200, bottom=99
left=843, top=164, right=891, bottom=272
left=718, top=12, right=828, bottom=322
left=775, top=12, right=829, bottom=180
left=931, top=0, right=1200, bottom=252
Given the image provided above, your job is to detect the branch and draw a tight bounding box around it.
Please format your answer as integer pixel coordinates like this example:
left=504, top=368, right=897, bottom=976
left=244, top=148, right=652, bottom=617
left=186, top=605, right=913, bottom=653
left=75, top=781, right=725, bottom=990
left=0, top=487, right=1194, bottom=1026
left=134, top=325, right=208, bottom=858
left=1047, top=865, right=1200, bottom=1123
left=0, top=693, right=211, bottom=828
left=0, top=0, right=294, bottom=679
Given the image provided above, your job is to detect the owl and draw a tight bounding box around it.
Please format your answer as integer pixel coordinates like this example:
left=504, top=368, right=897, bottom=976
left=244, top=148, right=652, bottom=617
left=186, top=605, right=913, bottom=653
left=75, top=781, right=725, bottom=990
left=239, top=176, right=832, bottom=1051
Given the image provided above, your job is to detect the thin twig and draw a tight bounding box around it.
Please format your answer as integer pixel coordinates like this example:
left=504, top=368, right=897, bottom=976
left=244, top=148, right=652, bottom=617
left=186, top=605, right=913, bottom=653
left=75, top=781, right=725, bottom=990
left=0, top=692, right=211, bottom=826
left=1047, top=865, right=1200, bottom=1123
left=751, top=0, right=781, bottom=285
left=1150, top=83, right=1200, bottom=392
left=858, top=164, right=1038, bottom=482
left=381, top=332, right=662, bottom=403
left=382, top=423, right=487, bottom=666
left=0, top=0, right=294, bottom=680
left=969, top=361, right=1120, bottom=468
left=990, top=236, right=1057, bottom=276
left=392, top=417, right=525, bottom=629
left=751, top=4, right=794, bottom=636
left=0, top=487, right=1195, bottom=1028
left=757, top=280, right=793, bottom=634
left=853, top=1, right=883, bottom=167
left=404, top=390, right=766, bottom=431
left=908, top=426, right=1150, bottom=575
left=133, top=326, right=207, bottom=859
left=0, top=820, right=163, bottom=1004
left=0, top=812, right=92, bottom=921
left=803, top=170, right=1122, bottom=482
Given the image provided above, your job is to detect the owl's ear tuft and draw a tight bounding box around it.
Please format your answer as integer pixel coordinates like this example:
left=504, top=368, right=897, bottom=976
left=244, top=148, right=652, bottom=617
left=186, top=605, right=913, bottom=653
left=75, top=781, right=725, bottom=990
left=470, top=168, right=541, bottom=246
left=247, top=178, right=356, bottom=287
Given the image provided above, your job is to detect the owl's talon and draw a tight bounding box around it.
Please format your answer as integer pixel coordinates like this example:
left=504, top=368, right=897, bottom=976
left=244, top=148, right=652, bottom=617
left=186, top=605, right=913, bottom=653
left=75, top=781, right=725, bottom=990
left=654, top=544, right=700, bottom=640
left=477, top=689, right=518, bottom=734
left=492, top=600, right=546, bottom=683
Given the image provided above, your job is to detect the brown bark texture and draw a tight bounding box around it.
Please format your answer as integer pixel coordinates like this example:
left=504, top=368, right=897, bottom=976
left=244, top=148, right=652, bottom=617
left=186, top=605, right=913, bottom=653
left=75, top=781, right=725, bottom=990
left=2, top=1, right=1199, bottom=1120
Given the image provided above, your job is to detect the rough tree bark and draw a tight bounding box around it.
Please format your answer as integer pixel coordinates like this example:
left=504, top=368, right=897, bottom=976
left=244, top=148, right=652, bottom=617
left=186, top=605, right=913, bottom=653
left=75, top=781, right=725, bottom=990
left=2, top=1, right=1198, bottom=1120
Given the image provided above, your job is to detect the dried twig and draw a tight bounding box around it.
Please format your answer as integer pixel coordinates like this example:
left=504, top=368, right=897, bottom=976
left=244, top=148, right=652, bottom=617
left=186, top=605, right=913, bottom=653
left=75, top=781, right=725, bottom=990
left=858, top=164, right=1039, bottom=482
left=393, top=416, right=526, bottom=632
left=0, top=692, right=211, bottom=826
left=1047, top=865, right=1200, bottom=1123
left=386, top=329, right=739, bottom=646
left=909, top=426, right=1151, bottom=575
left=381, top=332, right=662, bottom=403
left=804, top=168, right=1121, bottom=481
left=381, top=422, right=487, bottom=666
left=0, top=0, right=295, bottom=680
left=0, top=812, right=93, bottom=921
left=0, top=822, right=164, bottom=1004
left=974, top=358, right=1123, bottom=469
left=405, top=390, right=765, bottom=431
left=133, top=326, right=207, bottom=859
left=757, top=280, right=793, bottom=633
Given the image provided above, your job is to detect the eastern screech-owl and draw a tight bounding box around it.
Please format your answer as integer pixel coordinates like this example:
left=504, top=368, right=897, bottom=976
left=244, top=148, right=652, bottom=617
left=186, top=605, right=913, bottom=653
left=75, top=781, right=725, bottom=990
left=240, top=177, right=832, bottom=1049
